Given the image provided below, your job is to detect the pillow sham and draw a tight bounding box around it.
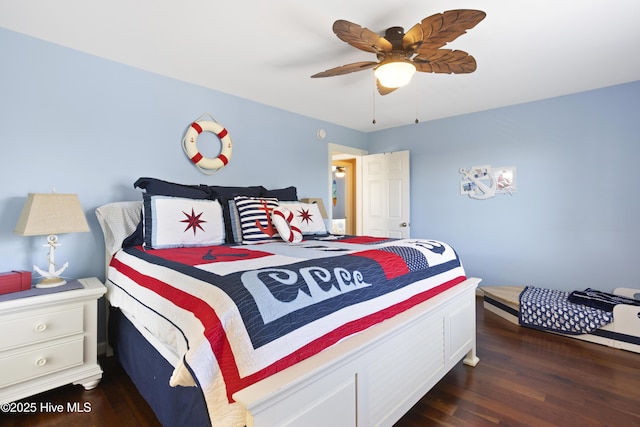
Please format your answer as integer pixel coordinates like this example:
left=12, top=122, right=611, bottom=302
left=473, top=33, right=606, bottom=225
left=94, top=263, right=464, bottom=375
left=272, top=206, right=303, bottom=244
left=95, top=201, right=143, bottom=255
left=134, top=177, right=213, bottom=199
left=227, top=199, right=244, bottom=244
left=208, top=185, right=264, bottom=200
left=261, top=186, right=298, bottom=201
left=143, top=194, right=225, bottom=249
left=131, top=178, right=215, bottom=246
left=279, top=201, right=328, bottom=235
left=234, top=196, right=280, bottom=244
left=209, top=185, right=264, bottom=243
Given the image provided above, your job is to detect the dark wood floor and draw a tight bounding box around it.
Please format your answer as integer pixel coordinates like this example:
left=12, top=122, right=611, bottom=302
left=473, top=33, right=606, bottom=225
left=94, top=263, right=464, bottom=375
left=3, top=297, right=639, bottom=426
left=394, top=299, right=640, bottom=427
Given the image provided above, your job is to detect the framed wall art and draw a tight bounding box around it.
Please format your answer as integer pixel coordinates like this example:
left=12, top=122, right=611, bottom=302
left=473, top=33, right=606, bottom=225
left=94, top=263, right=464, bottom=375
left=459, top=165, right=517, bottom=199
left=493, top=166, right=517, bottom=194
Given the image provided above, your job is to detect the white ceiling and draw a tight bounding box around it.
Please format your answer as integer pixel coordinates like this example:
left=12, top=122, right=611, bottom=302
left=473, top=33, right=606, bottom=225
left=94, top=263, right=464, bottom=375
left=2, top=0, right=639, bottom=132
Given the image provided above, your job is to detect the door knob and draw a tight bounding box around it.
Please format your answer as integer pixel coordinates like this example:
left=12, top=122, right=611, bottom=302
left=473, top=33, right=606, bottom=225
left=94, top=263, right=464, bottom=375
left=400, top=222, right=408, bottom=227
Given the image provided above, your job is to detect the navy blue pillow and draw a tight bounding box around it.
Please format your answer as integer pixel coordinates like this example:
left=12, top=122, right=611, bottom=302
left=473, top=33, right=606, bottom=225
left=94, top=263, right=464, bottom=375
left=261, top=186, right=298, bottom=201
left=208, top=185, right=264, bottom=200
left=122, top=217, right=144, bottom=248
left=134, top=177, right=214, bottom=199
left=208, top=186, right=265, bottom=243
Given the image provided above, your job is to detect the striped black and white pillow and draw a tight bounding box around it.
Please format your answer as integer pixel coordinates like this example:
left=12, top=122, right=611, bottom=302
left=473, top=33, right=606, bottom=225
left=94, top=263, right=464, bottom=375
left=234, top=196, right=280, bottom=244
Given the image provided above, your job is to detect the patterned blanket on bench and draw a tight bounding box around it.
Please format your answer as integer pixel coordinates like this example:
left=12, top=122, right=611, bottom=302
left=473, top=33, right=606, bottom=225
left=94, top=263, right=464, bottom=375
left=519, top=286, right=613, bottom=335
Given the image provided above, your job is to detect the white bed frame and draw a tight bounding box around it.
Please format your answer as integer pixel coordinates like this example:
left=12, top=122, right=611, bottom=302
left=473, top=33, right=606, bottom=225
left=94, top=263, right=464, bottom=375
left=234, top=277, right=481, bottom=427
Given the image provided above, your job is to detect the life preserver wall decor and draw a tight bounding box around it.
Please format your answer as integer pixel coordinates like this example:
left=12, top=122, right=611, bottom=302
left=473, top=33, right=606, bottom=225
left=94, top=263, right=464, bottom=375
left=182, top=113, right=233, bottom=174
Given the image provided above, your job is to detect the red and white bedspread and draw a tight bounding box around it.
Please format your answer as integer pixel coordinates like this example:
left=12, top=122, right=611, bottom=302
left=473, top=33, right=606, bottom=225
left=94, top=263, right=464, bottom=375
left=106, top=235, right=466, bottom=426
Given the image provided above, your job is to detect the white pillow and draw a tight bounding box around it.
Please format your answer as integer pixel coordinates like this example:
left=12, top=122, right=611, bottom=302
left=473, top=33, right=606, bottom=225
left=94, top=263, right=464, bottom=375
left=143, top=194, right=225, bottom=249
left=95, top=201, right=143, bottom=255
left=279, top=201, right=327, bottom=235
left=272, top=206, right=303, bottom=244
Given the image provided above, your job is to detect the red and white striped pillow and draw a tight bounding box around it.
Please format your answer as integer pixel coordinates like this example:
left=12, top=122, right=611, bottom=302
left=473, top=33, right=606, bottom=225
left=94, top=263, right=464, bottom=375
left=272, top=206, right=303, bottom=244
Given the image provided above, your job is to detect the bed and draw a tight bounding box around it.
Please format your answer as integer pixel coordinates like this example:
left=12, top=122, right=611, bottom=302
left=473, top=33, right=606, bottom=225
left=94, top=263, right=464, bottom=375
left=96, top=179, right=481, bottom=427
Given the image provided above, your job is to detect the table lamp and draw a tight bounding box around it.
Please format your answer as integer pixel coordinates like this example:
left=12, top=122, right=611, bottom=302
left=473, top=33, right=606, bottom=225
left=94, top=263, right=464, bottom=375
left=14, top=193, right=90, bottom=288
left=300, top=198, right=328, bottom=218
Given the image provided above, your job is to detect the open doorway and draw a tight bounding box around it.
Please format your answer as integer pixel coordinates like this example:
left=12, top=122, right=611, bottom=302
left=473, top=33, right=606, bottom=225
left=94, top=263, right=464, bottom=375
left=331, top=158, right=356, bottom=235
left=328, top=143, right=367, bottom=236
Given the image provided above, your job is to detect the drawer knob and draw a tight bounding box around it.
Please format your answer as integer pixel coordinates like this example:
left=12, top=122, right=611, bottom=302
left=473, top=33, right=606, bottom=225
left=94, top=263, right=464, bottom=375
left=36, top=358, right=47, bottom=367
left=35, top=323, right=47, bottom=332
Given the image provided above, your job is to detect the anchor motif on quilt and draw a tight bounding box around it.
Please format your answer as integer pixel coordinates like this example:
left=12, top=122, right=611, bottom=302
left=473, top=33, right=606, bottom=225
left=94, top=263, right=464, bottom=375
left=408, top=240, right=446, bottom=254
left=202, top=250, right=249, bottom=261
left=255, top=199, right=277, bottom=237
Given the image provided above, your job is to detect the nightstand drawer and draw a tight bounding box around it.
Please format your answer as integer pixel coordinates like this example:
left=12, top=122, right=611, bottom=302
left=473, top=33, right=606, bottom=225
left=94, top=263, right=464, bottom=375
left=0, top=305, right=84, bottom=351
left=0, top=337, right=84, bottom=388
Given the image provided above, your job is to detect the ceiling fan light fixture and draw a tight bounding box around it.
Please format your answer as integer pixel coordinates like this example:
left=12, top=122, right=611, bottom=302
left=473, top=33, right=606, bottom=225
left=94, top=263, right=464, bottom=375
left=374, top=60, right=416, bottom=88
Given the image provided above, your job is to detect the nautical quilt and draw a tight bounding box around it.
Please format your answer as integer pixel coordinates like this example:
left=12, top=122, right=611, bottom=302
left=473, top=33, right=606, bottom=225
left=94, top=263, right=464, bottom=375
left=107, top=236, right=466, bottom=427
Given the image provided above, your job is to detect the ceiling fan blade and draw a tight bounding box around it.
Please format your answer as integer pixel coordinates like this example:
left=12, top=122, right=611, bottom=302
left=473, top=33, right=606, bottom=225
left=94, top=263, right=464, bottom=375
left=311, top=61, right=378, bottom=78
left=413, top=49, right=477, bottom=74
left=402, top=23, right=423, bottom=53
left=332, top=20, right=393, bottom=54
left=416, top=9, right=486, bottom=53
left=376, top=79, right=398, bottom=96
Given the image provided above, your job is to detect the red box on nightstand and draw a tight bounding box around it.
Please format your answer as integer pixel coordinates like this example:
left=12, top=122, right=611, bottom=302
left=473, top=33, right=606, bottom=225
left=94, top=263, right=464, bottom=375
left=0, top=271, right=32, bottom=295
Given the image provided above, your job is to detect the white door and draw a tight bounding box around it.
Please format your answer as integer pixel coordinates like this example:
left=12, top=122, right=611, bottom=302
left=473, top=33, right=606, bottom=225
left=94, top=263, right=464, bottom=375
left=362, top=151, right=410, bottom=238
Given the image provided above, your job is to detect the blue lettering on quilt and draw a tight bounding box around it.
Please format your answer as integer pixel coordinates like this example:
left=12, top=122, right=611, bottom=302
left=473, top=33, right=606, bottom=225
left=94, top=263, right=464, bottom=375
left=241, top=266, right=371, bottom=323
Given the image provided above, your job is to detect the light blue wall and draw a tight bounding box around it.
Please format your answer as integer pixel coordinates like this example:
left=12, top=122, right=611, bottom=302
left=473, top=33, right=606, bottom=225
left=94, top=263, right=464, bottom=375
left=1, top=27, right=638, bottom=298
left=368, top=81, right=640, bottom=291
left=0, top=28, right=366, bottom=284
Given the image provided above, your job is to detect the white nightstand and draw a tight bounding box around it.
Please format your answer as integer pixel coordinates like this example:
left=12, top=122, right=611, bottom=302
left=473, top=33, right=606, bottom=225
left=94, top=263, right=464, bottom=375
left=0, top=277, right=106, bottom=404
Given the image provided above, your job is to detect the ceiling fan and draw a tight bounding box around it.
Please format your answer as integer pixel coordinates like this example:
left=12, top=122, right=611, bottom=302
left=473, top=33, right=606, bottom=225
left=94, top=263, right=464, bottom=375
left=311, top=9, right=486, bottom=95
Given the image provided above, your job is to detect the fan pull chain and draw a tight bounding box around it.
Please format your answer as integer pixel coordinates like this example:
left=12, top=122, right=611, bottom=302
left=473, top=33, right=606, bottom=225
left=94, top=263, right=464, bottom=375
left=415, top=90, right=419, bottom=124
left=372, top=76, right=377, bottom=125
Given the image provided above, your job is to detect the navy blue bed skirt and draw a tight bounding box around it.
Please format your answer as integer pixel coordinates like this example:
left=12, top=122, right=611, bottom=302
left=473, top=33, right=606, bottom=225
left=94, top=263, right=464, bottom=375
left=108, top=307, right=211, bottom=427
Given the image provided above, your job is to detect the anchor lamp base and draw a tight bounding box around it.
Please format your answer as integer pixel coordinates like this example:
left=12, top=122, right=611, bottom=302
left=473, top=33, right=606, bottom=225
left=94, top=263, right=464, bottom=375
left=35, top=276, right=67, bottom=289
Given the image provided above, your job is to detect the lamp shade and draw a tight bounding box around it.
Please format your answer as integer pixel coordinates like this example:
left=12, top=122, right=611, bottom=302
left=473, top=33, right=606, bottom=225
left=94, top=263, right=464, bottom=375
left=374, top=60, right=416, bottom=88
left=300, top=198, right=328, bottom=219
left=15, top=193, right=90, bottom=236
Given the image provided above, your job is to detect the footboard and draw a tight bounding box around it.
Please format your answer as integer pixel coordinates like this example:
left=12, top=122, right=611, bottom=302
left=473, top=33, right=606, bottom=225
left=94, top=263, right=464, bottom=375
left=234, top=277, right=481, bottom=427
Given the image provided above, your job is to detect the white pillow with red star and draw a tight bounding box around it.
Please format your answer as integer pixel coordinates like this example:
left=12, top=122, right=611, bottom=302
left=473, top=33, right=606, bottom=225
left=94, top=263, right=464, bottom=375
left=278, top=201, right=327, bottom=235
left=142, top=194, right=225, bottom=249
